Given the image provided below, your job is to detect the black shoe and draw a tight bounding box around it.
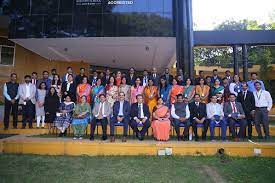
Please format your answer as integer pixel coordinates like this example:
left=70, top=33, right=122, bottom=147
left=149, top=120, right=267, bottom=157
left=58, top=133, right=63, bottom=137
left=90, top=136, right=94, bottom=141
left=4, top=127, right=8, bottom=130
left=258, top=136, right=263, bottom=140
left=177, top=136, right=181, bottom=141
left=265, top=136, right=270, bottom=141
left=248, top=136, right=252, bottom=140
left=102, top=135, right=107, bottom=141
left=195, top=136, right=199, bottom=141
left=64, top=130, right=67, bottom=136
left=21, top=126, right=26, bottom=129
left=29, top=126, right=33, bottom=129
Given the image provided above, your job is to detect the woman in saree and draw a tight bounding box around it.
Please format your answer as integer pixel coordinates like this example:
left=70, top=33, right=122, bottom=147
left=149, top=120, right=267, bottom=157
left=195, top=78, right=210, bottom=103
left=151, top=97, right=171, bottom=141
left=72, top=95, right=91, bottom=140
left=210, top=79, right=224, bottom=97
left=130, top=77, right=144, bottom=104
left=144, top=78, right=158, bottom=114
left=170, top=78, right=184, bottom=104
left=184, top=78, right=195, bottom=103
left=106, top=76, right=118, bottom=107
left=119, top=77, right=131, bottom=101
left=76, top=76, right=92, bottom=103
left=115, top=71, right=122, bottom=87
left=159, top=77, right=172, bottom=107
left=92, top=78, right=105, bottom=106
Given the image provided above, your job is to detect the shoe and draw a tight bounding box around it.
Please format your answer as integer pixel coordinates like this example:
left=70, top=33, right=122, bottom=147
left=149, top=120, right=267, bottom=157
left=258, top=136, right=263, bottom=140
left=265, top=136, right=270, bottom=141
left=177, top=136, right=181, bottom=141
left=58, top=133, right=63, bottom=137
left=64, top=130, right=67, bottom=136
left=41, top=127, right=45, bottom=129
left=248, top=136, right=252, bottom=140
left=79, top=137, right=83, bottom=140
left=110, top=136, right=115, bottom=142
left=102, top=135, right=107, bottom=141
left=234, top=138, right=239, bottom=142
left=13, top=126, right=17, bottom=129
left=90, top=136, right=94, bottom=141
left=29, top=126, right=33, bottom=129
left=4, top=127, right=8, bottom=130
left=122, top=136, right=127, bottom=142
left=195, top=136, right=199, bottom=142
left=21, top=126, right=26, bottom=129
left=73, top=137, right=77, bottom=140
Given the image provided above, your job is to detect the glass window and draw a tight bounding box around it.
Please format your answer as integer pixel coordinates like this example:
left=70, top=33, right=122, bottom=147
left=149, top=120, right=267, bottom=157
left=57, top=15, right=73, bottom=37
left=48, top=0, right=59, bottom=14
left=14, top=16, right=28, bottom=38
left=128, top=13, right=149, bottom=36
left=31, top=0, right=48, bottom=14
left=87, top=14, right=102, bottom=36
left=73, top=2, right=88, bottom=15
left=27, top=16, right=44, bottom=38
left=117, top=13, right=131, bottom=36
left=148, top=0, right=163, bottom=13
left=59, top=0, right=73, bottom=14
left=0, top=46, right=15, bottom=66
left=44, top=15, right=58, bottom=38
left=72, top=14, right=88, bottom=37
left=10, top=0, right=30, bottom=15
left=147, top=13, right=173, bottom=36
left=163, top=0, right=172, bottom=13
left=102, top=13, right=118, bottom=36
left=132, top=0, right=148, bottom=13
left=87, top=3, right=102, bottom=14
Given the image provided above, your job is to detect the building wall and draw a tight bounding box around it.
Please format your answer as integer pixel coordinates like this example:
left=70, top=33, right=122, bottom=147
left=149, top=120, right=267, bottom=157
left=0, top=44, right=89, bottom=102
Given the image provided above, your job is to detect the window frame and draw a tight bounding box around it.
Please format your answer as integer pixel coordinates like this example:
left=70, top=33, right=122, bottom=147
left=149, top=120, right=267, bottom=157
left=0, top=45, right=16, bottom=67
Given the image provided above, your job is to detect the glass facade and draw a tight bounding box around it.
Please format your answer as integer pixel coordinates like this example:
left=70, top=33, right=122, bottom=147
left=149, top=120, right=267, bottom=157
left=1, top=0, right=174, bottom=38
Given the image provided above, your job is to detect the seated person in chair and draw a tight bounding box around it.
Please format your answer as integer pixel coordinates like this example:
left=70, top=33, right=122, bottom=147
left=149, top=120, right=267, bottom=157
left=90, top=94, right=111, bottom=141
left=189, top=94, right=207, bottom=141
left=129, top=94, right=150, bottom=141
left=206, top=95, right=227, bottom=141
left=224, top=93, right=247, bottom=141
left=110, top=92, right=131, bottom=142
left=171, top=94, right=190, bottom=141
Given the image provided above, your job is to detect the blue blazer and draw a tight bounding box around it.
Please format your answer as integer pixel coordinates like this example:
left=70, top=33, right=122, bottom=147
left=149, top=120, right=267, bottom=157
left=113, top=100, right=131, bottom=119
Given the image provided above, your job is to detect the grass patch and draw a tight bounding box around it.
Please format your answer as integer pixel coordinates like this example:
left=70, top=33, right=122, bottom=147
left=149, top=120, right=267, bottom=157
left=0, top=154, right=274, bottom=183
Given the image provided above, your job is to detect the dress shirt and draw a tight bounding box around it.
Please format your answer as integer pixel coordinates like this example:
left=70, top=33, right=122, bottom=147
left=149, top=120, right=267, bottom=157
left=65, top=73, right=69, bottom=82
left=253, top=89, right=273, bottom=111
left=95, top=102, right=107, bottom=118
left=25, top=83, right=31, bottom=98
left=206, top=102, right=224, bottom=119
left=143, top=76, right=148, bottom=86
left=66, top=82, right=72, bottom=91
left=134, top=103, right=147, bottom=120
left=3, top=83, right=19, bottom=101
left=247, top=80, right=265, bottom=92
left=171, top=104, right=190, bottom=119
left=243, top=90, right=247, bottom=100
left=118, top=101, right=124, bottom=116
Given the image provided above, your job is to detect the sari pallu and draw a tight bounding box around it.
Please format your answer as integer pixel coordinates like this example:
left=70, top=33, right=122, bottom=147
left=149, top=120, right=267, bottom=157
left=170, top=85, right=184, bottom=104
left=210, top=85, right=224, bottom=97
left=92, top=85, right=105, bottom=104
left=77, top=84, right=92, bottom=103
left=159, top=85, right=172, bottom=107
left=152, top=105, right=171, bottom=141
left=106, top=84, right=119, bottom=107
left=72, top=103, right=91, bottom=137
left=144, top=86, right=158, bottom=114
left=195, top=85, right=210, bottom=103
left=184, top=85, right=195, bottom=103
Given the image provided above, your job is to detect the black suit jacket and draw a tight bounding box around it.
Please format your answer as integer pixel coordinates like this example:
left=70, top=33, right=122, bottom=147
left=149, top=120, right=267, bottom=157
left=189, top=102, right=207, bottom=120
left=130, top=103, right=150, bottom=119
left=113, top=100, right=131, bottom=119
left=61, top=81, right=77, bottom=102
left=149, top=74, right=160, bottom=86
left=126, top=74, right=137, bottom=86
left=237, top=91, right=255, bottom=118
left=101, top=75, right=111, bottom=86
left=161, top=74, right=173, bottom=85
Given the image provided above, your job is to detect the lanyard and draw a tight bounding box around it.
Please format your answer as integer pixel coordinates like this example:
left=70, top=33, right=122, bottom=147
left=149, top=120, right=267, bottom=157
left=256, top=90, right=262, bottom=100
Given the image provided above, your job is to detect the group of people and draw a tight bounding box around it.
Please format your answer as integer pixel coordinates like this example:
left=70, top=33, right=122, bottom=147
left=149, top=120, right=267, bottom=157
left=3, top=66, right=273, bottom=142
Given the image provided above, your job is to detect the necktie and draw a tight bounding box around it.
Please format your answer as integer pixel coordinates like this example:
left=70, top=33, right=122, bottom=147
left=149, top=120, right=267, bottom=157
left=243, top=91, right=246, bottom=100
left=196, top=102, right=199, bottom=107
left=98, top=103, right=103, bottom=119
left=138, top=104, right=142, bottom=119
left=232, top=102, right=237, bottom=113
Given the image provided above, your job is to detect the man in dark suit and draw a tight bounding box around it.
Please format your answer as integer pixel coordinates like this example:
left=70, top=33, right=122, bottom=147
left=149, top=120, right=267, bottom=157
left=211, top=69, right=222, bottom=84
left=189, top=94, right=207, bottom=141
left=224, top=93, right=247, bottom=141
left=195, top=70, right=205, bottom=85
left=61, top=66, right=76, bottom=82
left=110, top=92, right=131, bottom=142
left=130, top=94, right=150, bottom=141
left=126, top=67, right=137, bottom=86
left=141, top=69, right=149, bottom=86
left=89, top=71, right=98, bottom=86
left=162, top=68, right=173, bottom=85
left=150, top=67, right=160, bottom=86
left=101, top=68, right=111, bottom=86
left=75, top=68, right=87, bottom=85
left=237, top=82, right=255, bottom=139
left=61, top=74, right=77, bottom=102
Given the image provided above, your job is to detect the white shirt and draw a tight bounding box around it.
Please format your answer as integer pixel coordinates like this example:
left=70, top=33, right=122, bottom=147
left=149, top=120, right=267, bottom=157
left=118, top=101, right=124, bottom=116
left=25, top=83, right=31, bottom=98
left=95, top=102, right=107, bottom=118
left=171, top=104, right=190, bottom=119
left=206, top=102, right=224, bottom=119
left=253, top=89, right=273, bottom=111
left=134, top=103, right=147, bottom=120
left=65, top=73, right=69, bottom=82
left=66, top=82, right=72, bottom=91
left=143, top=76, right=148, bottom=86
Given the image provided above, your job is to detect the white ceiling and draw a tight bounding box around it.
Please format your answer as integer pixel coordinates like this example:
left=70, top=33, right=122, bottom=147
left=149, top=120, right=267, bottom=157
left=12, top=37, right=176, bottom=71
